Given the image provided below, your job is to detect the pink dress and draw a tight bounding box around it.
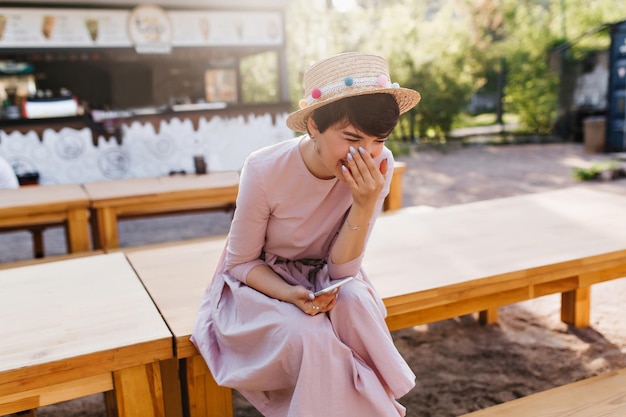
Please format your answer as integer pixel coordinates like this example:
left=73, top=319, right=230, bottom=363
left=191, top=136, right=415, bottom=416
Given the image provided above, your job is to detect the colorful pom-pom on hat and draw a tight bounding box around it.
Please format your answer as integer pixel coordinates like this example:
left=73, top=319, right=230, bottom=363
left=286, top=52, right=421, bottom=132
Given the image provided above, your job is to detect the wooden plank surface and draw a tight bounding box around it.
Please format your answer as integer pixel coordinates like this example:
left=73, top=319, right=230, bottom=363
left=83, top=172, right=240, bottom=207
left=0, top=253, right=172, bottom=396
left=0, top=184, right=89, bottom=218
left=84, top=172, right=239, bottom=250
left=461, top=367, right=626, bottom=416
left=125, top=237, right=226, bottom=358
left=0, top=250, right=105, bottom=271
left=0, top=184, right=92, bottom=253
left=364, top=186, right=626, bottom=300
left=384, top=161, right=406, bottom=211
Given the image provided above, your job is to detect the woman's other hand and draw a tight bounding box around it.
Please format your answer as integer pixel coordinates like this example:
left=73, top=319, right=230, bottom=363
left=292, top=286, right=338, bottom=316
left=342, top=146, right=387, bottom=211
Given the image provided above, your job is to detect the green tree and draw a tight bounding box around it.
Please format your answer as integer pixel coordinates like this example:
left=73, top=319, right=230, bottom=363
left=358, top=0, right=477, bottom=140
left=500, top=2, right=560, bottom=133
left=506, top=50, right=559, bottom=133
left=498, top=0, right=623, bottom=133
left=281, top=0, right=626, bottom=138
left=554, top=0, right=624, bottom=55
left=458, top=0, right=512, bottom=123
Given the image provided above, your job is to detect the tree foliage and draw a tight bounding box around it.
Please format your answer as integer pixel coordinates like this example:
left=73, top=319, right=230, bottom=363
left=281, top=0, right=625, bottom=138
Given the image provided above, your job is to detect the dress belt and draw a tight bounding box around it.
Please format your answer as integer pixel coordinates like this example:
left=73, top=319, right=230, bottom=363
left=270, top=256, right=327, bottom=284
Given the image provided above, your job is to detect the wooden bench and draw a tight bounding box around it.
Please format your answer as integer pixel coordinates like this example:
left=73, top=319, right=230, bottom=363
left=0, top=249, right=105, bottom=271
left=123, top=185, right=626, bottom=417
left=364, top=185, right=626, bottom=329
left=82, top=171, right=241, bottom=251
left=123, top=237, right=232, bottom=417
left=459, top=367, right=626, bottom=416
left=0, top=183, right=92, bottom=258
left=384, top=161, right=406, bottom=211
left=0, top=253, right=174, bottom=417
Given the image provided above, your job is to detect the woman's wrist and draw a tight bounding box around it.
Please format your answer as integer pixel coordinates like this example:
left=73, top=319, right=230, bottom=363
left=345, top=205, right=374, bottom=230
left=344, top=218, right=369, bottom=231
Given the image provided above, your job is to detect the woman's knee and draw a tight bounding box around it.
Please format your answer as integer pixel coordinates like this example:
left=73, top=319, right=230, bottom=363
left=335, top=279, right=378, bottom=309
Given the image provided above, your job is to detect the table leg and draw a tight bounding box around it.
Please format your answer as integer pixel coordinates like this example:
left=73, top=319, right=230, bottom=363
left=30, top=226, right=45, bottom=258
left=65, top=208, right=91, bottom=253
left=183, top=355, right=232, bottom=417
left=160, top=358, right=183, bottom=417
left=561, top=286, right=591, bottom=327
left=111, top=362, right=166, bottom=417
left=478, top=307, right=499, bottom=325
left=92, top=207, right=120, bottom=250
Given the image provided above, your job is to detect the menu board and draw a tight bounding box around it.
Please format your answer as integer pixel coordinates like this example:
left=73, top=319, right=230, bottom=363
left=169, top=11, right=283, bottom=46
left=0, top=7, right=283, bottom=51
left=0, top=8, right=131, bottom=47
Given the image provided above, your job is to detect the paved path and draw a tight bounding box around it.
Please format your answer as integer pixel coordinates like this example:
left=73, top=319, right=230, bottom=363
left=398, top=141, right=621, bottom=208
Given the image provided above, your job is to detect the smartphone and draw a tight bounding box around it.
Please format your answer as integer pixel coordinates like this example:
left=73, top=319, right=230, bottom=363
left=314, top=277, right=354, bottom=297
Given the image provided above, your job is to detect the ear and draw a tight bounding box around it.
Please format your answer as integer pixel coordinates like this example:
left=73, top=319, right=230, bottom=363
left=306, top=116, right=320, bottom=137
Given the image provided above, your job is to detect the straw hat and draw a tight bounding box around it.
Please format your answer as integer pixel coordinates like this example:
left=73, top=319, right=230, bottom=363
left=286, top=52, right=421, bottom=132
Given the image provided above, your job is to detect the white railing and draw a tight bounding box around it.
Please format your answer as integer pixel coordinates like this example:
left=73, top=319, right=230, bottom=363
left=0, top=112, right=293, bottom=185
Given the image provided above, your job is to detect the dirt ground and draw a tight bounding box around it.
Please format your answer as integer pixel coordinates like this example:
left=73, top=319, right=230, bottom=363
left=3, top=141, right=626, bottom=417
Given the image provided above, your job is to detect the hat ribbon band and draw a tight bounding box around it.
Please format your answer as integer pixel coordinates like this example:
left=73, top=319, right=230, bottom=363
left=298, top=75, right=400, bottom=109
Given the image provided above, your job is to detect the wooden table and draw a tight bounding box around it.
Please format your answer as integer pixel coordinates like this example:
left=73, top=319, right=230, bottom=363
left=364, top=186, right=626, bottom=330
left=0, top=184, right=91, bottom=257
left=0, top=253, right=174, bottom=417
left=125, top=237, right=230, bottom=417
left=83, top=172, right=240, bottom=250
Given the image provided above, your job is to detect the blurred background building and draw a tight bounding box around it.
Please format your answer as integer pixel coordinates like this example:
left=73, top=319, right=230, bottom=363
left=0, top=0, right=293, bottom=184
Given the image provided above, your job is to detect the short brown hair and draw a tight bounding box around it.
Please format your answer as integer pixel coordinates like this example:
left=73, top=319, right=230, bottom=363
left=310, top=93, right=400, bottom=138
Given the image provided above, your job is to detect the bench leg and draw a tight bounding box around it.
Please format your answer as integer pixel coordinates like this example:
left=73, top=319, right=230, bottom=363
left=15, top=410, right=37, bottom=417
left=65, top=208, right=92, bottom=253
left=29, top=227, right=45, bottom=258
left=383, top=163, right=406, bottom=212
left=478, top=307, right=499, bottom=325
left=104, top=390, right=117, bottom=417
left=92, top=207, right=120, bottom=250
left=561, top=287, right=591, bottom=327
left=160, top=358, right=183, bottom=417
left=183, top=355, right=233, bottom=417
left=109, top=362, right=166, bottom=417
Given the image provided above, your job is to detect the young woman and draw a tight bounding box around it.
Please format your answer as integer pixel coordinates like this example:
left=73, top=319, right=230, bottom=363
left=192, top=52, right=421, bottom=416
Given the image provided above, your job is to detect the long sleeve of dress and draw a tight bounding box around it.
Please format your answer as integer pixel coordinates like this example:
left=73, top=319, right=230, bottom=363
left=224, top=158, right=269, bottom=283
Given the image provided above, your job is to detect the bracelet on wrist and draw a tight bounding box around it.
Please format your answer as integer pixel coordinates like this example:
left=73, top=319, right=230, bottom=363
left=344, top=219, right=361, bottom=231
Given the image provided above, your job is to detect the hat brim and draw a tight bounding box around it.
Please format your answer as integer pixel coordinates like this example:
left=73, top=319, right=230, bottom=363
left=285, top=88, right=421, bottom=133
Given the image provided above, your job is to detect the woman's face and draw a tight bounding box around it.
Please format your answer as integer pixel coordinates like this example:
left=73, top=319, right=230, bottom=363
left=308, top=118, right=387, bottom=181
